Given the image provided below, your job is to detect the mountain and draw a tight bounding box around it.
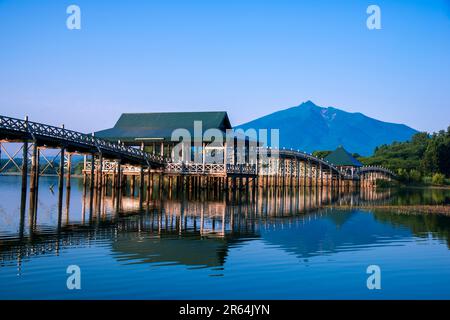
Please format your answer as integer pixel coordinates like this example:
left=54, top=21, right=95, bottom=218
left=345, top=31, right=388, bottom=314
left=235, top=101, right=418, bottom=156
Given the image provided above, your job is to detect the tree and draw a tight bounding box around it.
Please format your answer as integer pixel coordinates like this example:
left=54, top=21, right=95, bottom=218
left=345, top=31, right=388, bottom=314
left=422, top=140, right=439, bottom=174
left=432, top=173, right=445, bottom=185
left=421, top=129, right=450, bottom=176
left=360, top=126, right=449, bottom=184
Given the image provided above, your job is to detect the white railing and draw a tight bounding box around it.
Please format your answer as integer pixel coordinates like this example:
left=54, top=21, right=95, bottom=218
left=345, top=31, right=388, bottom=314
left=85, top=160, right=142, bottom=173
left=226, top=164, right=257, bottom=175
left=84, top=160, right=260, bottom=175
left=165, top=163, right=226, bottom=174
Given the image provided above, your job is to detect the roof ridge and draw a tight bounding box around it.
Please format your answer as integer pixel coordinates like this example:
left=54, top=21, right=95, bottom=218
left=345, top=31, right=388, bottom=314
left=120, top=111, right=227, bottom=115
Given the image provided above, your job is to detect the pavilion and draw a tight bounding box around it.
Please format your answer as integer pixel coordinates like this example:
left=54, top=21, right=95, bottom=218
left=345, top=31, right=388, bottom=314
left=95, top=111, right=253, bottom=164
left=324, top=145, right=363, bottom=177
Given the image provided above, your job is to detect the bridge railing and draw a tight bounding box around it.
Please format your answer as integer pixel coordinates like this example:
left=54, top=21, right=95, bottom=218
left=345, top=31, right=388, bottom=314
left=226, top=164, right=257, bottom=175
left=165, top=163, right=229, bottom=175
left=358, top=166, right=395, bottom=177
left=0, top=115, right=166, bottom=165
left=257, top=147, right=340, bottom=173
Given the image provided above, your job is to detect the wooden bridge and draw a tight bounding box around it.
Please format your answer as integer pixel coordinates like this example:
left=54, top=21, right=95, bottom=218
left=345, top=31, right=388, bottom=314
left=0, top=114, right=166, bottom=167
left=0, top=114, right=395, bottom=204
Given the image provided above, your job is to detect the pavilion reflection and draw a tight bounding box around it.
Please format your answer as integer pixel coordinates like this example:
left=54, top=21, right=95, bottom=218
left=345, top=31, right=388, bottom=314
left=3, top=185, right=449, bottom=273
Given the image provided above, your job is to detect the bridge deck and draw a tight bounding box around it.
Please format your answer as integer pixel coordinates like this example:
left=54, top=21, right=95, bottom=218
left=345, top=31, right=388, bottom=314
left=0, top=114, right=395, bottom=180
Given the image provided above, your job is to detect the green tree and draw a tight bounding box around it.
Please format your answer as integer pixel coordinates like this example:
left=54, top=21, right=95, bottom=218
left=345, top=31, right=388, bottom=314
left=409, top=169, right=422, bottom=183
left=359, top=126, right=449, bottom=185
left=421, top=128, right=450, bottom=176
left=432, top=173, right=445, bottom=185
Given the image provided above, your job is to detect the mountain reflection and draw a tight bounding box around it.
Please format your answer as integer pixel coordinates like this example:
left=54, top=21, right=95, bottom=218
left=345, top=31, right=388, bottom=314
left=1, top=178, right=450, bottom=271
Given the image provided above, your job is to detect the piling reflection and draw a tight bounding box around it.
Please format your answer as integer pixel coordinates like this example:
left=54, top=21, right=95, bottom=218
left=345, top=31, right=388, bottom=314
left=1, top=178, right=450, bottom=273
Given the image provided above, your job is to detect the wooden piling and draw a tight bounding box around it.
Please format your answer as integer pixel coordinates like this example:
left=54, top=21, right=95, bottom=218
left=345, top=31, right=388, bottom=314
left=130, top=175, right=136, bottom=197
left=34, top=148, right=40, bottom=206
left=90, top=154, right=95, bottom=191
left=66, top=153, right=72, bottom=189
left=308, top=161, right=312, bottom=187
left=21, top=140, right=28, bottom=200
left=319, top=163, right=323, bottom=189
left=97, top=153, right=103, bottom=191
left=117, top=161, right=122, bottom=190
left=58, top=145, right=65, bottom=203
left=29, top=143, right=37, bottom=193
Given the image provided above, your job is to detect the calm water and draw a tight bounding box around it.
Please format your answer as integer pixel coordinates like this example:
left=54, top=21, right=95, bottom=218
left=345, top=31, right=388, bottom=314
left=0, top=175, right=450, bottom=300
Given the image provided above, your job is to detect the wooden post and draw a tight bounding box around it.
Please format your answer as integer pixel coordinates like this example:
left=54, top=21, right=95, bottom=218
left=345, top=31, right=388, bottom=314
left=147, top=169, right=152, bottom=201
left=140, top=166, right=144, bottom=200
left=329, top=168, right=332, bottom=188
left=274, top=159, right=279, bottom=189
left=290, top=159, right=294, bottom=188
left=150, top=172, right=154, bottom=198
left=66, top=153, right=72, bottom=189
left=29, top=143, right=37, bottom=193
left=58, top=144, right=65, bottom=203
left=308, top=160, right=312, bottom=187
left=245, top=177, right=249, bottom=194
left=117, top=161, right=122, bottom=190
left=303, top=161, right=307, bottom=187
left=313, top=163, right=317, bottom=188
left=34, top=148, right=40, bottom=206
left=319, top=163, right=323, bottom=189
left=224, top=175, right=229, bottom=190
left=130, top=175, right=136, bottom=197
left=97, top=153, right=103, bottom=190
left=112, top=163, right=116, bottom=189
left=90, top=154, right=95, bottom=191
left=21, top=118, right=29, bottom=203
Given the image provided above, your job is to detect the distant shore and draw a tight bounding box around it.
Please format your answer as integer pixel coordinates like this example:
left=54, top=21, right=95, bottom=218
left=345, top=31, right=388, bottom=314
left=330, top=204, right=450, bottom=215
left=398, top=184, right=450, bottom=190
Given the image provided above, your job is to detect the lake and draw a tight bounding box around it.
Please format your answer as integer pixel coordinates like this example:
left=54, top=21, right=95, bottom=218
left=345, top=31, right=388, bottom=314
left=0, top=175, right=450, bottom=299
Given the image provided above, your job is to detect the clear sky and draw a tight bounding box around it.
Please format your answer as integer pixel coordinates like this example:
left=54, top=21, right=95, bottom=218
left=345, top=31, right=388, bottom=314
left=0, top=0, right=449, bottom=133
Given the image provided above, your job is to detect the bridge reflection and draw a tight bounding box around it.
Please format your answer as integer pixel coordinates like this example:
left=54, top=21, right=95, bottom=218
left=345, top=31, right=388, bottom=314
left=1, top=182, right=449, bottom=274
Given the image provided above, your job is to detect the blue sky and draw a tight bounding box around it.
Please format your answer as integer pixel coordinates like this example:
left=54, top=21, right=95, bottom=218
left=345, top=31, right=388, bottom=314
left=0, top=0, right=449, bottom=133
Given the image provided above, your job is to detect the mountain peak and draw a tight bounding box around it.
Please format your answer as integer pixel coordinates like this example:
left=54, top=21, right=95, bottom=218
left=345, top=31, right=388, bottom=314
left=299, top=100, right=319, bottom=108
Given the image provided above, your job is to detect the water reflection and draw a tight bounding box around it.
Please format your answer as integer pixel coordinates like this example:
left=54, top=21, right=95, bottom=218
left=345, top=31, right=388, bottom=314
left=1, top=175, right=450, bottom=272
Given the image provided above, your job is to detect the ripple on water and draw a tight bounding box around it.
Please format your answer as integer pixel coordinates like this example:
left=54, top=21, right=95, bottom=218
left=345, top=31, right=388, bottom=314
left=1, top=177, right=450, bottom=299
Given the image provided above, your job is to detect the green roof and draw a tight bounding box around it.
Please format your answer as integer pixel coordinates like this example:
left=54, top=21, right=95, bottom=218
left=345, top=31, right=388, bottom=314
left=95, top=111, right=232, bottom=142
left=324, top=146, right=363, bottom=167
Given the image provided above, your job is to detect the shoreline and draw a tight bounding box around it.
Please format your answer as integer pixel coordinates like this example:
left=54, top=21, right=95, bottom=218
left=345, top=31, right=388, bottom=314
left=328, top=204, right=450, bottom=215
left=395, top=185, right=450, bottom=190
